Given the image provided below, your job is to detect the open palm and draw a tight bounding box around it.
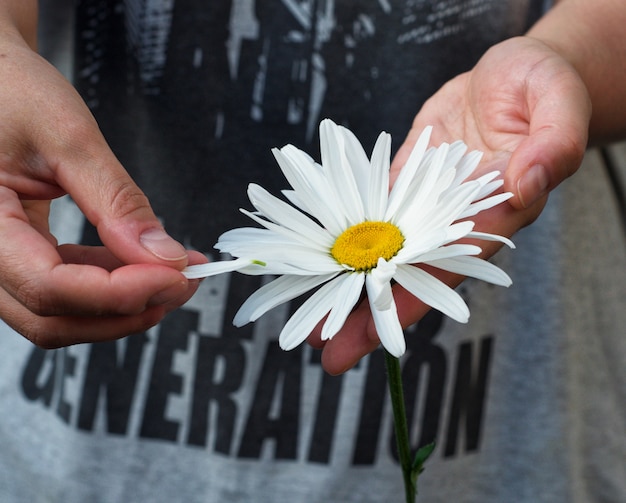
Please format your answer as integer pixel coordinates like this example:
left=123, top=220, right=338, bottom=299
left=313, top=37, right=591, bottom=374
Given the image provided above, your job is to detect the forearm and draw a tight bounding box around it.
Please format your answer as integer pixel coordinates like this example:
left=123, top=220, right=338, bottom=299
left=0, top=0, right=37, bottom=49
left=527, top=0, right=626, bottom=143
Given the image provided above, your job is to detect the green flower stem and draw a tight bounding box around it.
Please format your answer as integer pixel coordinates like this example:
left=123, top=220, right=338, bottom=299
left=384, top=349, right=416, bottom=503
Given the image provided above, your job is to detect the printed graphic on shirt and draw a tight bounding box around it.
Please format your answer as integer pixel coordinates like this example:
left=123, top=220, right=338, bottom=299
left=73, top=0, right=534, bottom=252
left=77, top=0, right=532, bottom=144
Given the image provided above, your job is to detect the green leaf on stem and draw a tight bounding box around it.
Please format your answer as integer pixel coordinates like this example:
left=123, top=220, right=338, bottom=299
left=412, top=441, right=436, bottom=476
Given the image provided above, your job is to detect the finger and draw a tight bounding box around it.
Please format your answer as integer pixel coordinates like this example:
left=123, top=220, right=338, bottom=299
left=25, top=84, right=189, bottom=268
left=319, top=300, right=380, bottom=375
left=15, top=262, right=189, bottom=316
left=505, top=62, right=591, bottom=209
left=0, top=189, right=191, bottom=317
left=54, top=246, right=207, bottom=313
left=22, top=200, right=57, bottom=244
left=57, top=243, right=126, bottom=271
left=316, top=202, right=537, bottom=376
left=0, top=286, right=168, bottom=348
left=319, top=271, right=457, bottom=375
left=306, top=317, right=328, bottom=349
left=57, top=244, right=208, bottom=272
left=161, top=250, right=208, bottom=312
left=57, top=245, right=203, bottom=312
left=318, top=283, right=438, bottom=375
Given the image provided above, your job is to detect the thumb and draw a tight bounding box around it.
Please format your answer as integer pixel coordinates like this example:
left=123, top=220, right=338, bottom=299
left=505, top=126, right=588, bottom=210
left=504, top=62, right=591, bottom=209
left=2, top=41, right=189, bottom=269
left=52, top=127, right=188, bottom=268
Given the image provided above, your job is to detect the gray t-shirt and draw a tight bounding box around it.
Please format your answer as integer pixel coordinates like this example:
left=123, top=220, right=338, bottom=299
left=1, top=1, right=625, bottom=502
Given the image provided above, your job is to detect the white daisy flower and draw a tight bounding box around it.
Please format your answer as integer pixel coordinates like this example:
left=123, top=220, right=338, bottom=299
left=184, top=119, right=514, bottom=357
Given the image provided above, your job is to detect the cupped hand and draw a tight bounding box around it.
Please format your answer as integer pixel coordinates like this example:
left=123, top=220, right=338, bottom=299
left=0, top=30, right=206, bottom=347
left=310, top=36, right=592, bottom=374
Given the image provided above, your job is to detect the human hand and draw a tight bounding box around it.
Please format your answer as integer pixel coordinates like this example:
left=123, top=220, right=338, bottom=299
left=0, top=29, right=205, bottom=347
left=310, top=36, right=591, bottom=374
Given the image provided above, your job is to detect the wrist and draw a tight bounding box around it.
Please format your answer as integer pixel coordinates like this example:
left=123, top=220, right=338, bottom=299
left=0, top=0, right=37, bottom=50
left=526, top=0, right=626, bottom=143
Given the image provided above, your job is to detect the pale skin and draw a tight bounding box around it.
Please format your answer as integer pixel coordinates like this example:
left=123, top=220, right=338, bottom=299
left=312, top=0, right=626, bottom=373
left=0, top=1, right=625, bottom=363
left=0, top=0, right=206, bottom=347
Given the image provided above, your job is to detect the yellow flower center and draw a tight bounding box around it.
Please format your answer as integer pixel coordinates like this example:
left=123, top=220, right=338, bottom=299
left=331, top=221, right=404, bottom=271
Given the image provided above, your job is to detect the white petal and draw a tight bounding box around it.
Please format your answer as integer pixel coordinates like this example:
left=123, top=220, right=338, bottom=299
left=341, top=126, right=374, bottom=211
left=321, top=272, right=365, bottom=340
left=216, top=227, right=306, bottom=252
left=473, top=170, right=501, bottom=188
left=365, top=277, right=406, bottom=357
left=425, top=256, right=512, bottom=286
left=391, top=146, right=454, bottom=227
left=239, top=262, right=338, bottom=276
left=394, top=264, right=470, bottom=323
left=393, top=228, right=449, bottom=264
left=247, top=184, right=332, bottom=245
left=442, top=221, right=476, bottom=243
left=273, top=147, right=346, bottom=234
left=466, top=231, right=516, bottom=249
left=279, top=274, right=349, bottom=351
left=367, top=131, right=391, bottom=220
left=240, top=208, right=332, bottom=252
left=279, top=144, right=317, bottom=166
left=280, top=145, right=347, bottom=232
left=319, top=119, right=366, bottom=224
left=445, top=140, right=468, bottom=172
left=256, top=250, right=340, bottom=274
left=368, top=258, right=397, bottom=310
left=396, top=221, right=474, bottom=264
left=386, top=125, right=432, bottom=218
left=473, top=179, right=504, bottom=201
left=233, top=273, right=338, bottom=326
left=394, top=164, right=456, bottom=231
left=216, top=230, right=340, bottom=276
left=423, top=181, right=482, bottom=230
left=452, top=149, right=482, bottom=185
left=415, top=243, right=482, bottom=262
left=182, top=258, right=254, bottom=279
left=281, top=189, right=310, bottom=214
left=458, top=192, right=513, bottom=219
left=216, top=228, right=296, bottom=252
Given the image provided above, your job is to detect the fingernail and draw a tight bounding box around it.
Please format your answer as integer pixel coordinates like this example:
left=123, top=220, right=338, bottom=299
left=140, top=228, right=187, bottom=261
left=518, top=164, right=549, bottom=208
